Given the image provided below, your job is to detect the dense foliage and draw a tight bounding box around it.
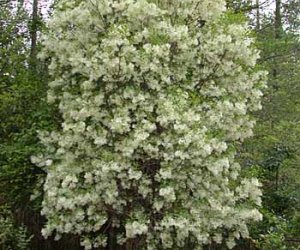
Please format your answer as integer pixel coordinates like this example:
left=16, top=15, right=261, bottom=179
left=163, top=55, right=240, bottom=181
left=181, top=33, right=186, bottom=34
left=34, top=0, right=267, bottom=249
left=0, top=206, right=31, bottom=250
left=0, top=1, right=55, bottom=248
left=231, top=0, right=300, bottom=249
left=0, top=0, right=55, bottom=208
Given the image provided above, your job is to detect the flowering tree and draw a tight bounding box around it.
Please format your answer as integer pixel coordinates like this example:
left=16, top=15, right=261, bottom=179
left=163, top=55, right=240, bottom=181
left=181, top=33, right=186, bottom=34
left=34, top=0, right=266, bottom=249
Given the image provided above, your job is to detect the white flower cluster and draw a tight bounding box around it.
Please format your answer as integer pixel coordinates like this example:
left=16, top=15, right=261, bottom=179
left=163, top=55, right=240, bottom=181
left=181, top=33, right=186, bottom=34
left=37, top=0, right=266, bottom=249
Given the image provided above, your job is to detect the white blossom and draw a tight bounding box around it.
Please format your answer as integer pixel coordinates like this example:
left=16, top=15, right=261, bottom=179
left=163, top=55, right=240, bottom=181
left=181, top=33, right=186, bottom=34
left=35, top=0, right=266, bottom=248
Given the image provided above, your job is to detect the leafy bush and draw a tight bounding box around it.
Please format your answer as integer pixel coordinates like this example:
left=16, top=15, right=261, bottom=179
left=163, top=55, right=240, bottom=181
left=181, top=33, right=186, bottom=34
left=0, top=206, right=31, bottom=250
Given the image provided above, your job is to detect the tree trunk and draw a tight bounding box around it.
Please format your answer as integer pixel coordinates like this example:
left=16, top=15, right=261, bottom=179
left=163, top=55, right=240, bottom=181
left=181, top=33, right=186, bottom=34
left=273, top=0, right=282, bottom=79
left=107, top=225, right=116, bottom=250
left=275, top=0, right=282, bottom=39
left=30, top=0, right=39, bottom=70
left=256, top=0, right=260, bottom=30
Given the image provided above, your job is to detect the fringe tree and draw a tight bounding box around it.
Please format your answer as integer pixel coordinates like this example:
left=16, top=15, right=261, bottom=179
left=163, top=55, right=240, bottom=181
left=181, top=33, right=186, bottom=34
left=33, top=0, right=266, bottom=249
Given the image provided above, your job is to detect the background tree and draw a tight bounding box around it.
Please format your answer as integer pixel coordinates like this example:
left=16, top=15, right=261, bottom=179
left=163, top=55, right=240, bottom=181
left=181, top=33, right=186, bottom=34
left=0, top=1, right=59, bottom=249
left=226, top=0, right=300, bottom=248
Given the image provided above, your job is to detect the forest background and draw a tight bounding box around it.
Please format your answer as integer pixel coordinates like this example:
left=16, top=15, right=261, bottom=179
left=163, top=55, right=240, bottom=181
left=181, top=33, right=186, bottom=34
left=0, top=0, right=299, bottom=249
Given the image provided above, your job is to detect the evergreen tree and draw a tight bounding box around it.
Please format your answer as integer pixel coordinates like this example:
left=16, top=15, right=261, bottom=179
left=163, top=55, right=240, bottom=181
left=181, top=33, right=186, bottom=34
left=233, top=0, right=300, bottom=248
